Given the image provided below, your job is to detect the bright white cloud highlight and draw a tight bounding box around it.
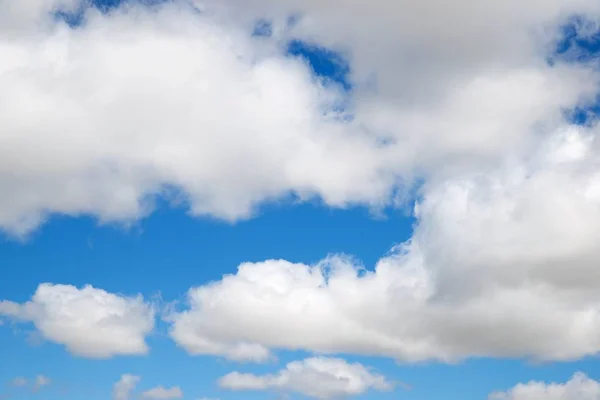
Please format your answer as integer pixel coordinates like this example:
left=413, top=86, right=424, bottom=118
left=169, top=128, right=600, bottom=363
left=0, top=284, right=155, bottom=358
left=141, top=386, right=184, bottom=400
left=218, top=357, right=392, bottom=399
left=113, top=374, right=140, bottom=400
left=490, top=372, right=600, bottom=400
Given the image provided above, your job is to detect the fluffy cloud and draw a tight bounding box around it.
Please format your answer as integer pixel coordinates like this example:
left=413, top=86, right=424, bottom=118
left=113, top=376, right=183, bottom=400
left=3, top=0, right=600, bottom=371
left=141, top=386, right=184, bottom=400
left=490, top=372, right=600, bottom=400
left=0, top=0, right=599, bottom=236
left=169, top=127, right=600, bottom=363
left=218, top=357, right=392, bottom=399
left=0, top=284, right=154, bottom=358
left=0, top=0, right=392, bottom=237
left=113, top=374, right=140, bottom=400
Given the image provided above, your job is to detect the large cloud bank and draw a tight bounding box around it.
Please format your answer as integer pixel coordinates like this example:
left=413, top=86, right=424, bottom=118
left=2, top=0, right=600, bottom=371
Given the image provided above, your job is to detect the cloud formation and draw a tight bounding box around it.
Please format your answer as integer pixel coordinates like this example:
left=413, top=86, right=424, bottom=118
left=490, top=373, right=600, bottom=400
left=113, top=374, right=140, bottom=400
left=2, top=0, right=600, bottom=380
left=0, top=284, right=155, bottom=358
left=0, top=0, right=390, bottom=236
left=141, top=386, right=184, bottom=400
left=0, top=0, right=599, bottom=236
left=169, top=128, right=600, bottom=363
left=218, top=357, right=392, bottom=399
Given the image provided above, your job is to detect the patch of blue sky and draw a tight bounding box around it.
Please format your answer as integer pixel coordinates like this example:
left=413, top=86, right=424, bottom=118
left=552, top=16, right=600, bottom=124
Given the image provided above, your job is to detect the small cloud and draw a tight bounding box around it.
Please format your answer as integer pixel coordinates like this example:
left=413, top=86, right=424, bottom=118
left=141, top=386, right=183, bottom=400
left=219, top=357, right=394, bottom=399
left=113, top=374, right=140, bottom=400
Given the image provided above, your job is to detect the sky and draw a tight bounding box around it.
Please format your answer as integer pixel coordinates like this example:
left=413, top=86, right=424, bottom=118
left=1, top=0, right=600, bottom=399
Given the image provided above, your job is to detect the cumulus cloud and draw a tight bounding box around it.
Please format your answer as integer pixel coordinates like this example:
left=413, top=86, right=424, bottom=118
left=0, top=0, right=392, bottom=237
left=0, top=284, right=155, bottom=358
left=218, top=357, right=392, bottom=399
left=490, top=372, right=600, bottom=400
left=0, top=0, right=599, bottom=236
left=3, top=0, right=600, bottom=373
left=141, top=386, right=183, bottom=400
left=168, top=127, right=600, bottom=363
left=113, top=374, right=140, bottom=400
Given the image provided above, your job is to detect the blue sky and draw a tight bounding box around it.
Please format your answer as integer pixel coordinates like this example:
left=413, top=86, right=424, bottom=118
left=2, top=1, right=600, bottom=400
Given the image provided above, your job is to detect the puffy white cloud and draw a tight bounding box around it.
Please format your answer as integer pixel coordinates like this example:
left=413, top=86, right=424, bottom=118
left=114, top=376, right=183, bottom=400
left=0, top=284, right=155, bottom=358
left=205, top=0, right=600, bottom=171
left=141, top=386, right=184, bottom=400
left=0, top=0, right=599, bottom=236
left=490, top=372, right=600, bottom=400
left=3, top=0, right=600, bottom=373
left=168, top=128, right=600, bottom=363
left=218, top=357, right=392, bottom=399
left=0, top=0, right=393, bottom=237
left=113, top=374, right=140, bottom=400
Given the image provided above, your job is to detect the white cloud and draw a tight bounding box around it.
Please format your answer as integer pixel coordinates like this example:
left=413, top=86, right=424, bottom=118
left=0, top=284, right=155, bottom=358
left=113, top=374, right=140, bottom=400
left=218, top=357, right=392, bottom=399
left=2, top=0, right=600, bottom=373
left=0, top=1, right=390, bottom=237
left=490, top=372, right=600, bottom=400
left=0, top=0, right=599, bottom=236
left=141, top=386, right=183, bottom=400
left=168, top=128, right=600, bottom=363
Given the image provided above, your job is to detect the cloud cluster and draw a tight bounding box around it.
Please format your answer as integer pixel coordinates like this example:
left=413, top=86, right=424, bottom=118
left=0, top=284, right=154, bottom=358
left=218, top=357, right=392, bottom=399
left=168, top=127, right=600, bottom=363
left=490, top=373, right=600, bottom=400
left=5, top=131, right=600, bottom=368
left=0, top=0, right=599, bottom=236
left=2, top=0, right=600, bottom=395
left=3, top=131, right=600, bottom=366
left=0, top=0, right=393, bottom=237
